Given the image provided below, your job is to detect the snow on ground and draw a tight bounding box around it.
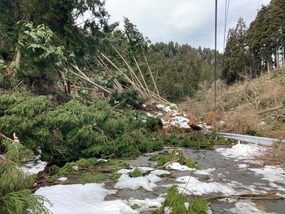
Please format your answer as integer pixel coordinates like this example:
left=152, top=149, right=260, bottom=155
left=20, top=149, right=48, bottom=175
left=115, top=168, right=163, bottom=191
left=228, top=200, right=277, bottom=214
left=175, top=176, right=237, bottom=196
left=251, top=166, right=285, bottom=184
left=32, top=105, right=285, bottom=213
left=216, top=143, right=285, bottom=186
left=194, top=168, right=216, bottom=176
left=115, top=173, right=161, bottom=191
left=216, top=142, right=266, bottom=161
left=156, top=103, right=178, bottom=113
left=58, top=177, right=68, bottom=181
left=128, top=197, right=165, bottom=213
left=166, top=162, right=193, bottom=171
left=169, top=116, right=189, bottom=128
left=35, top=183, right=138, bottom=214
left=250, top=166, right=285, bottom=196
left=21, top=160, right=47, bottom=175
left=216, top=142, right=285, bottom=197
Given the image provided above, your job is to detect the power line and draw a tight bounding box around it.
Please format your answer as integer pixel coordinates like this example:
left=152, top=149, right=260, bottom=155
left=214, top=0, right=217, bottom=109
left=223, top=0, right=230, bottom=51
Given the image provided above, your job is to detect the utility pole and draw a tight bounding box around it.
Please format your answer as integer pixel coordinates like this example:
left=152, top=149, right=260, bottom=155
left=214, top=0, right=218, bottom=109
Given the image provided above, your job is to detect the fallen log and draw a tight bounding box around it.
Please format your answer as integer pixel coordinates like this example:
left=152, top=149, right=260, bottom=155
left=205, top=191, right=285, bottom=201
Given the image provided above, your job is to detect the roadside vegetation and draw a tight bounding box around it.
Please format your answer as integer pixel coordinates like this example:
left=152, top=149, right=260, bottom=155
left=179, top=68, right=285, bottom=140
left=0, top=0, right=284, bottom=213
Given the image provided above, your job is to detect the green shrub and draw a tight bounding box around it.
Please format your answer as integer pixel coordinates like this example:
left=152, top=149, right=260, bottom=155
left=130, top=168, right=143, bottom=177
left=112, top=172, right=122, bottom=182
left=79, top=172, right=106, bottom=184
left=146, top=117, right=163, bottom=131
left=150, top=151, right=184, bottom=167
left=156, top=186, right=208, bottom=214
left=185, top=158, right=199, bottom=169
left=109, top=90, right=143, bottom=109
left=0, top=159, right=49, bottom=214
left=3, top=140, right=34, bottom=164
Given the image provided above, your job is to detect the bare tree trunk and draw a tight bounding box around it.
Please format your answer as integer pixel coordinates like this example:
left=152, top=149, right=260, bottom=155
left=267, top=57, right=271, bottom=75
left=275, top=48, right=279, bottom=68
left=15, top=48, right=21, bottom=65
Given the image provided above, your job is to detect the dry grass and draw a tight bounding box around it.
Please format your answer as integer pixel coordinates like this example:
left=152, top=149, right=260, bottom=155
left=256, top=143, right=285, bottom=168
left=178, top=68, right=285, bottom=139
left=218, top=104, right=261, bottom=135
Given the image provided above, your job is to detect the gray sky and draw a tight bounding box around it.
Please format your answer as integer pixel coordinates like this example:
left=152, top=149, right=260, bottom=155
left=105, top=0, right=271, bottom=51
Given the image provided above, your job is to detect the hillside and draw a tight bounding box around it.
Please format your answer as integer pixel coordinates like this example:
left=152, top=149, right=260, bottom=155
left=179, top=66, right=285, bottom=140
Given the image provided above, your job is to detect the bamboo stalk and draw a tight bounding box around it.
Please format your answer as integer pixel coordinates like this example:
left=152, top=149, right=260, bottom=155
left=0, top=133, right=14, bottom=142
left=70, top=64, right=110, bottom=94
left=100, top=53, right=145, bottom=96
left=96, top=55, right=124, bottom=92
left=112, top=47, right=147, bottom=94
left=143, top=51, right=160, bottom=96
left=133, top=56, right=151, bottom=96
left=99, top=52, right=169, bottom=104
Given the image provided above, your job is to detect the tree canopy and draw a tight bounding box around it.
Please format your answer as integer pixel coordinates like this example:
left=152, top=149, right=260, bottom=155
left=222, top=0, right=285, bottom=84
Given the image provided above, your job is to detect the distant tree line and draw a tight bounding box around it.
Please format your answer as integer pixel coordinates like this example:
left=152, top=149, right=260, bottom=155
left=222, top=0, right=285, bottom=84
left=0, top=0, right=222, bottom=103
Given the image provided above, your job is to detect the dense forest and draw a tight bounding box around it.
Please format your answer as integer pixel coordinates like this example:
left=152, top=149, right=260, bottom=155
left=222, top=0, right=285, bottom=83
left=0, top=0, right=284, bottom=212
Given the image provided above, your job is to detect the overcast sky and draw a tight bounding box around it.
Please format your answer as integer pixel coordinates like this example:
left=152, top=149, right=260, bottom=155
left=105, top=0, right=271, bottom=51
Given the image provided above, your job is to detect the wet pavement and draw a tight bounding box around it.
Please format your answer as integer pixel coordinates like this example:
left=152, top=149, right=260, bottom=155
left=108, top=145, right=285, bottom=213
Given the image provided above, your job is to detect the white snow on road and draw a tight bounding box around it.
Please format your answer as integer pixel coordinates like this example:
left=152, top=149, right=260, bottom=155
left=35, top=183, right=138, bottom=214
left=115, top=173, right=161, bottom=191
left=175, top=176, right=237, bottom=196
left=216, top=143, right=266, bottom=161
left=228, top=199, right=277, bottom=214
left=166, top=162, right=193, bottom=171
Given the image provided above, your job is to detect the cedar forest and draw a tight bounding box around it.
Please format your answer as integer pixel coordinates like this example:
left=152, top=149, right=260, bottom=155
left=0, top=0, right=284, bottom=213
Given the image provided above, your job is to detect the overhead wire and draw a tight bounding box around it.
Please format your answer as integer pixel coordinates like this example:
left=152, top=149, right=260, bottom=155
left=223, top=0, right=230, bottom=51
left=257, top=0, right=261, bottom=11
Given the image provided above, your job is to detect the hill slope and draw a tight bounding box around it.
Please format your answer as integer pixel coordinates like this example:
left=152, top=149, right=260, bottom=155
left=179, top=67, right=285, bottom=140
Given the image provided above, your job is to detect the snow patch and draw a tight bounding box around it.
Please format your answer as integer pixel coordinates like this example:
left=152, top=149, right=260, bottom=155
left=228, top=199, right=277, bottom=214
left=35, top=183, right=138, bottom=214
left=127, top=197, right=165, bottom=212
left=250, top=165, right=285, bottom=184
left=238, top=164, right=248, bottom=169
left=166, top=162, right=193, bottom=171
left=156, top=104, right=177, bottom=113
left=169, top=116, right=190, bottom=128
left=175, top=176, right=237, bottom=196
left=21, top=160, right=47, bottom=175
left=58, top=177, right=68, bottom=181
left=115, top=174, right=161, bottom=191
left=216, top=143, right=265, bottom=160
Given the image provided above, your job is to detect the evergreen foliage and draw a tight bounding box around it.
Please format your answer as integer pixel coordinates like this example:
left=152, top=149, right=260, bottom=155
left=2, top=140, right=33, bottom=164
left=109, top=90, right=143, bottom=109
left=0, top=159, right=35, bottom=196
left=0, top=91, right=164, bottom=164
left=222, top=18, right=248, bottom=84
left=223, top=0, right=285, bottom=83
left=156, top=186, right=208, bottom=214
left=0, top=157, right=49, bottom=214
left=0, top=189, right=49, bottom=214
left=130, top=168, right=143, bottom=178
left=146, top=117, right=163, bottom=131
left=146, top=42, right=222, bottom=101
